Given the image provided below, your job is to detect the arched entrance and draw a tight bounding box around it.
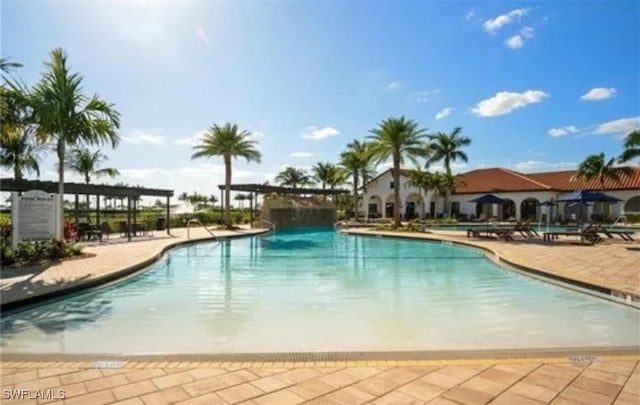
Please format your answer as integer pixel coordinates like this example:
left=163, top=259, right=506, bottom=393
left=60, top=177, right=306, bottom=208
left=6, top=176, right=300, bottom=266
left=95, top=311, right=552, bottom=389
left=367, top=195, right=382, bottom=219
left=520, top=198, right=539, bottom=220
left=624, top=195, right=640, bottom=213
left=385, top=194, right=396, bottom=218
left=499, top=199, right=516, bottom=221
left=405, top=193, right=422, bottom=220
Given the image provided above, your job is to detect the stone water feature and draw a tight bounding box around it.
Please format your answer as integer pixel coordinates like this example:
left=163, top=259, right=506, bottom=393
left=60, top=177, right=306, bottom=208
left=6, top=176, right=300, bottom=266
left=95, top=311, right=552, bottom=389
left=260, top=196, right=336, bottom=228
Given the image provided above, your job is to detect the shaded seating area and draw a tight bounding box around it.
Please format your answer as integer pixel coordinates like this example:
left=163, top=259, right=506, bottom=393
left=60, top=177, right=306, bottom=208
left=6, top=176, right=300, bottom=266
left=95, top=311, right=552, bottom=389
left=1, top=178, right=174, bottom=243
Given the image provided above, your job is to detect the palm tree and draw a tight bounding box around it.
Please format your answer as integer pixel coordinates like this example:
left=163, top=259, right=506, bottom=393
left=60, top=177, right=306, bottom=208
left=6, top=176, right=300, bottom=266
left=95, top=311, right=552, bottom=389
left=65, top=147, right=119, bottom=220
left=208, top=194, right=218, bottom=207
left=312, top=162, right=336, bottom=190
left=340, top=140, right=375, bottom=219
left=574, top=152, right=633, bottom=191
left=368, top=117, right=428, bottom=228
left=234, top=194, right=247, bottom=209
left=0, top=132, right=42, bottom=180
left=427, top=127, right=471, bottom=176
left=427, top=127, right=471, bottom=216
left=406, top=167, right=432, bottom=218
left=0, top=57, right=22, bottom=73
left=28, top=48, right=120, bottom=239
left=191, top=123, right=261, bottom=228
left=619, top=129, right=640, bottom=164
left=275, top=166, right=312, bottom=188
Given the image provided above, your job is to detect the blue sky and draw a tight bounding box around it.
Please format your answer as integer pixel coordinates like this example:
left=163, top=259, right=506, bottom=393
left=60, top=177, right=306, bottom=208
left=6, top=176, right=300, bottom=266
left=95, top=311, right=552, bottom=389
left=2, top=0, right=639, bottom=199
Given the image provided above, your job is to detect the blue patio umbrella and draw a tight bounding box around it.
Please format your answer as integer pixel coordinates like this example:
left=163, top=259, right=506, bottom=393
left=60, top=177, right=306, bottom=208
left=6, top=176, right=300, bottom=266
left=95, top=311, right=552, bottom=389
left=469, top=194, right=504, bottom=224
left=556, top=191, right=622, bottom=244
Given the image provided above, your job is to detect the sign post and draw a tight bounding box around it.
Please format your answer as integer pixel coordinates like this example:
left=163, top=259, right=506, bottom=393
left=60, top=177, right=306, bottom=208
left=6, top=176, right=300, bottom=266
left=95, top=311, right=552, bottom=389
left=12, top=190, right=60, bottom=249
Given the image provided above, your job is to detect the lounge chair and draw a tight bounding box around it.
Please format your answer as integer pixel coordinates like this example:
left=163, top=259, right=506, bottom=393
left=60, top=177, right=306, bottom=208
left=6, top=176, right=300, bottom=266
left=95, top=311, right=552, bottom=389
left=590, top=223, right=635, bottom=241
left=543, top=227, right=604, bottom=244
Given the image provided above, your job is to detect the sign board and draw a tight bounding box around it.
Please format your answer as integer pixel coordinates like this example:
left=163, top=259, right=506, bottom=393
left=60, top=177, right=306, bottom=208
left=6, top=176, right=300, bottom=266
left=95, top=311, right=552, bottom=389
left=12, top=190, right=61, bottom=249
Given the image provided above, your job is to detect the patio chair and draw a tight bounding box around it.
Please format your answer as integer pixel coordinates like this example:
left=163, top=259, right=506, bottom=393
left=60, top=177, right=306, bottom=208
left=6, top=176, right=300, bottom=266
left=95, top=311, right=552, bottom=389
left=100, top=222, right=112, bottom=242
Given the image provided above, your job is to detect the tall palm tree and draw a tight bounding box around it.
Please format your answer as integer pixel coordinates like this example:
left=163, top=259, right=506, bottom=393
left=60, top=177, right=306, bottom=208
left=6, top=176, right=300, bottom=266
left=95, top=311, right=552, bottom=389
left=208, top=194, right=218, bottom=207
left=427, top=127, right=471, bottom=176
left=619, top=129, right=640, bottom=164
left=574, top=152, right=633, bottom=191
left=427, top=127, right=471, bottom=215
left=65, top=147, right=119, bottom=220
left=191, top=123, right=261, bottom=228
left=368, top=116, right=428, bottom=228
left=0, top=132, right=42, bottom=180
left=28, top=48, right=120, bottom=239
left=275, top=166, right=312, bottom=188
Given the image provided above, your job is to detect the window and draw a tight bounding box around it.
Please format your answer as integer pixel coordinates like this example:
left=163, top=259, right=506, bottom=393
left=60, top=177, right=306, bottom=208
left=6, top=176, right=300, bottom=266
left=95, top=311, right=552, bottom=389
left=390, top=182, right=394, bottom=189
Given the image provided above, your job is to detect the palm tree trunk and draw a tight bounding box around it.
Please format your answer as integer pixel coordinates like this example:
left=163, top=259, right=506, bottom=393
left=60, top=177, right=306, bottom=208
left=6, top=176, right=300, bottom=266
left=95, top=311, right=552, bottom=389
left=352, top=172, right=359, bottom=221
left=85, top=175, right=91, bottom=222
left=13, top=161, right=21, bottom=181
left=224, top=154, right=232, bottom=228
left=57, top=139, right=65, bottom=240
left=393, top=155, right=401, bottom=228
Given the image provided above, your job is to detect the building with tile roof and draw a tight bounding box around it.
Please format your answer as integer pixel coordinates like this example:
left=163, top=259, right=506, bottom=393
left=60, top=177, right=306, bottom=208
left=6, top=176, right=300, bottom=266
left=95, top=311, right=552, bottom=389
left=360, top=167, right=640, bottom=222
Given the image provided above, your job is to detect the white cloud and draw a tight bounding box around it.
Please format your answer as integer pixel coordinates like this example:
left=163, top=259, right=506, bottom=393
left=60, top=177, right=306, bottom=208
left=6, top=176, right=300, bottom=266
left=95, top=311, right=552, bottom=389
left=251, top=131, right=266, bottom=139
left=301, top=126, right=340, bottom=140
left=593, top=117, right=640, bottom=135
left=289, top=152, right=314, bottom=158
left=483, top=8, right=529, bottom=33
left=513, top=160, right=576, bottom=172
left=119, top=168, right=167, bottom=179
left=580, top=87, right=617, bottom=101
left=415, top=88, right=440, bottom=103
left=505, top=26, right=534, bottom=49
left=386, top=81, right=401, bottom=90
left=435, top=107, right=453, bottom=120
left=173, top=130, right=207, bottom=146
left=505, top=35, right=524, bottom=49
left=471, top=90, right=549, bottom=117
left=465, top=9, right=475, bottom=20
left=547, top=126, right=579, bottom=137
left=122, top=130, right=164, bottom=145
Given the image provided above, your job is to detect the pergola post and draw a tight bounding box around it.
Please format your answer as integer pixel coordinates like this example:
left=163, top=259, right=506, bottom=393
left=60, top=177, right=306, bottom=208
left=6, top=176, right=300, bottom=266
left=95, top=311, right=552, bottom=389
left=127, top=195, right=132, bottom=242
left=74, top=194, right=79, bottom=224
left=96, top=194, right=100, bottom=225
left=166, top=195, right=170, bottom=235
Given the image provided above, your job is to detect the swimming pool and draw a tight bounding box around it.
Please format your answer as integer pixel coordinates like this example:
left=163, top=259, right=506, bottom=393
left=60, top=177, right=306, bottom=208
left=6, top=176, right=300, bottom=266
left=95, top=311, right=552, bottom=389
left=1, top=228, right=638, bottom=354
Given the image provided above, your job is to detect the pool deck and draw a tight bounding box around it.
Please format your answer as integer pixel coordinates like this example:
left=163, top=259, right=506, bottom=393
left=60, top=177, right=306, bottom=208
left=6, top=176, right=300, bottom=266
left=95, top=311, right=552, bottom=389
left=2, top=226, right=639, bottom=404
left=342, top=228, right=640, bottom=306
left=0, top=357, right=638, bottom=404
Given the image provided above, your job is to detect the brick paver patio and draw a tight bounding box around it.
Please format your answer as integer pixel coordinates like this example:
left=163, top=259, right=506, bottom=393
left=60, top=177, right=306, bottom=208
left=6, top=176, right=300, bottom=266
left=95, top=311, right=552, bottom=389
left=0, top=358, right=638, bottom=404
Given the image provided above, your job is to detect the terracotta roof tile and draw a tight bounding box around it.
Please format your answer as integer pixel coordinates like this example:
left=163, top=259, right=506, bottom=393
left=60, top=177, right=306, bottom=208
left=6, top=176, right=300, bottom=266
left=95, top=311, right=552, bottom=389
left=527, top=167, right=640, bottom=191
left=453, top=168, right=552, bottom=194
left=360, top=166, right=640, bottom=194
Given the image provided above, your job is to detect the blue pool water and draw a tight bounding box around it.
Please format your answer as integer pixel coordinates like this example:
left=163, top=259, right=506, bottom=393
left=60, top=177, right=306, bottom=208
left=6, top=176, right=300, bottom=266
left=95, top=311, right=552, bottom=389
left=1, top=228, right=638, bottom=354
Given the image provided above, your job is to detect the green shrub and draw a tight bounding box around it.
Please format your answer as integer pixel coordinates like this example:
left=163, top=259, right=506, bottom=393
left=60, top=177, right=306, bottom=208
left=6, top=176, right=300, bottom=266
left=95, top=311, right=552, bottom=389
left=195, top=211, right=220, bottom=225
left=0, top=239, right=15, bottom=266
left=0, top=216, right=11, bottom=238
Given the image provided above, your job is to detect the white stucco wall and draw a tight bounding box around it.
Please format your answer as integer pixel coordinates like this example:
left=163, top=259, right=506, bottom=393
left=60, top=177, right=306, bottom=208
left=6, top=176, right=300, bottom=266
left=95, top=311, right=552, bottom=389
left=360, top=170, right=640, bottom=221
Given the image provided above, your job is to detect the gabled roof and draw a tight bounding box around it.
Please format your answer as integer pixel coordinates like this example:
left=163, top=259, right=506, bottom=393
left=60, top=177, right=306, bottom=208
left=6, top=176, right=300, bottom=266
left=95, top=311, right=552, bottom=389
left=360, top=168, right=410, bottom=190
left=453, top=168, right=552, bottom=194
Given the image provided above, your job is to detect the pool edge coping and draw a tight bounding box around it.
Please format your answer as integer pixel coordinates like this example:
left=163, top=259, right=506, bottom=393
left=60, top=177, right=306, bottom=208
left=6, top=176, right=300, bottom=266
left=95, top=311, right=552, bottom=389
left=341, top=228, right=640, bottom=309
left=0, top=229, right=270, bottom=311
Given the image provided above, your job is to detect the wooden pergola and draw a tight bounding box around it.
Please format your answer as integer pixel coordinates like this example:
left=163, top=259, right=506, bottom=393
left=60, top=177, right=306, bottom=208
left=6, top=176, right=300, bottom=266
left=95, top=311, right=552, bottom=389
left=1, top=178, right=174, bottom=241
left=217, top=184, right=349, bottom=227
